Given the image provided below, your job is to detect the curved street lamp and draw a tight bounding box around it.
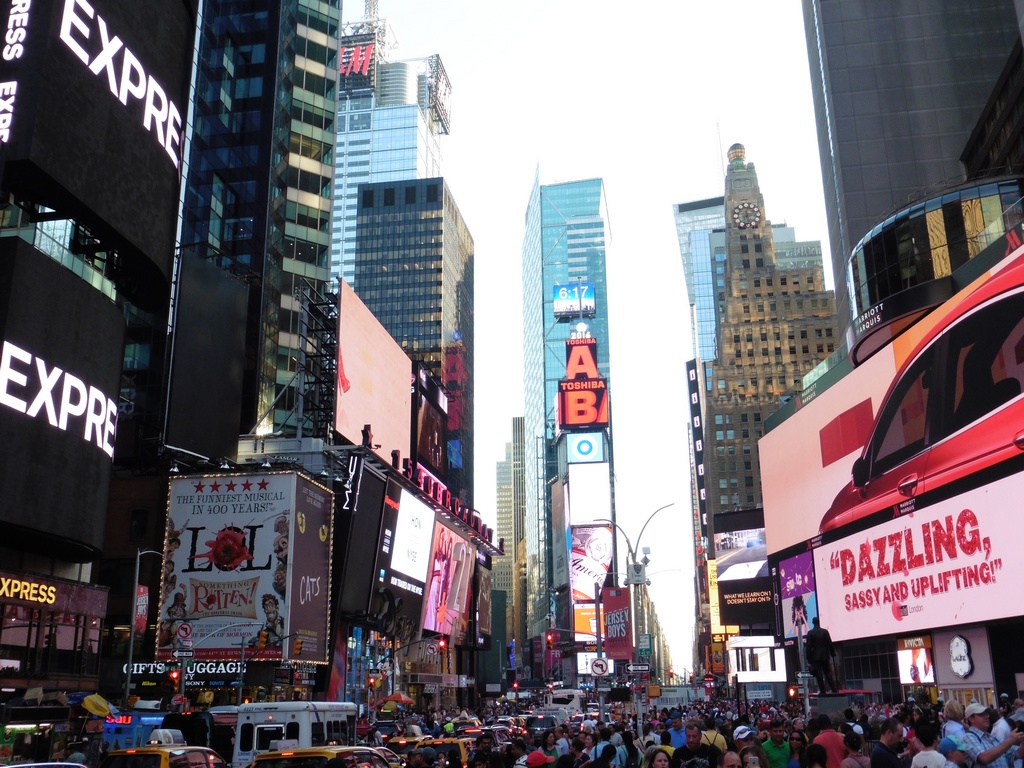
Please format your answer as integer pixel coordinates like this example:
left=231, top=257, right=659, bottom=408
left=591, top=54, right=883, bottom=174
left=122, top=549, right=164, bottom=709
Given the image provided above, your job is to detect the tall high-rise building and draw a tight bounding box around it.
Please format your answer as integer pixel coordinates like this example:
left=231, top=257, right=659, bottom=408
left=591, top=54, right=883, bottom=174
left=495, top=417, right=526, bottom=654
left=703, top=145, right=839, bottom=519
left=801, top=0, right=1020, bottom=332
left=179, top=0, right=342, bottom=436
left=331, top=14, right=450, bottom=288
left=675, top=197, right=727, bottom=363
left=521, top=175, right=614, bottom=639
left=353, top=177, right=474, bottom=505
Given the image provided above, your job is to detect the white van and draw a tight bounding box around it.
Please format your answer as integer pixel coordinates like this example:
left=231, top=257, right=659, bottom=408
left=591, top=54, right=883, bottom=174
left=233, top=701, right=358, bottom=768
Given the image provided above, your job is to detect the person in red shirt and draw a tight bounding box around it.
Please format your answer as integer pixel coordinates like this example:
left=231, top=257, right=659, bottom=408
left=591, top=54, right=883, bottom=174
left=813, top=715, right=846, bottom=768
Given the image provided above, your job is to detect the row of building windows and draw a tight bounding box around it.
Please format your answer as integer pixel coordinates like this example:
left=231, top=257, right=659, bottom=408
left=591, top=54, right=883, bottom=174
left=714, top=412, right=762, bottom=424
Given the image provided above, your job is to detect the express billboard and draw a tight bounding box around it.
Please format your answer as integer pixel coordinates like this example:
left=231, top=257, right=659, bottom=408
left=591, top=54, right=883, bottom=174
left=0, top=238, right=123, bottom=560
left=336, top=280, right=412, bottom=463
left=158, top=472, right=332, bottom=662
left=0, top=0, right=198, bottom=308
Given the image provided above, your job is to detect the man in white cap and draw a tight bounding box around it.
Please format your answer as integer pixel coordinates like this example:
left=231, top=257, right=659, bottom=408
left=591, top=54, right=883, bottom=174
left=961, top=702, right=1024, bottom=768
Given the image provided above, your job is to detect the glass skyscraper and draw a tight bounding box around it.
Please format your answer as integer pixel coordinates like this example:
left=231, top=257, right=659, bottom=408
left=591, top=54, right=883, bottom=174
left=353, top=176, right=474, bottom=506
left=331, top=19, right=449, bottom=288
left=179, top=0, right=341, bottom=436
left=675, top=197, right=727, bottom=364
left=521, top=175, right=613, bottom=638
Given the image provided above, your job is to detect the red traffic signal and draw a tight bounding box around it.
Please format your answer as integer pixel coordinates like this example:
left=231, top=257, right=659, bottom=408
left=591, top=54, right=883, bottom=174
left=168, top=669, right=181, bottom=682
left=546, top=632, right=554, bottom=650
left=512, top=681, right=519, bottom=690
left=438, top=638, right=447, bottom=650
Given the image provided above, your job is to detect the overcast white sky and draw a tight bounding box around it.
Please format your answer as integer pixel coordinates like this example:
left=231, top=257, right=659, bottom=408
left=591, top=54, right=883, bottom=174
left=360, top=0, right=831, bottom=670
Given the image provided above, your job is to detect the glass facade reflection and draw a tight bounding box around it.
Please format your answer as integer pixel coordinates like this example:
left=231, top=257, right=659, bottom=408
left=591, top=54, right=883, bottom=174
left=847, top=177, right=1024, bottom=319
left=180, top=0, right=340, bottom=435
left=675, top=197, right=727, bottom=362
left=521, top=177, right=613, bottom=638
left=354, top=177, right=474, bottom=506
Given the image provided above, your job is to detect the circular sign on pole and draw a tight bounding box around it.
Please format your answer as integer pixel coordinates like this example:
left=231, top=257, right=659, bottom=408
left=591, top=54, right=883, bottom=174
left=176, top=622, right=193, bottom=640
left=427, top=642, right=439, bottom=655
left=590, top=657, right=610, bottom=677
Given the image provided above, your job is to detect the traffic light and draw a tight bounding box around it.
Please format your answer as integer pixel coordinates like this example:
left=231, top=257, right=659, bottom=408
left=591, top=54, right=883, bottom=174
left=257, top=630, right=268, bottom=650
left=368, top=675, right=377, bottom=689
left=438, top=638, right=447, bottom=651
left=787, top=685, right=799, bottom=700
left=292, top=637, right=303, bottom=656
left=546, top=632, right=554, bottom=650
left=512, top=681, right=519, bottom=690
left=168, top=668, right=181, bottom=692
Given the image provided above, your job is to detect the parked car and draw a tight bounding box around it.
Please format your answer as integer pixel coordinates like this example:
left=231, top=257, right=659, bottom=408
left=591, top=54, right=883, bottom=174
left=820, top=259, right=1024, bottom=534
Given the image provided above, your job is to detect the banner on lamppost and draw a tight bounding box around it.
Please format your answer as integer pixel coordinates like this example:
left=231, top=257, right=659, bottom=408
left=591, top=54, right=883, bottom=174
left=602, top=587, right=632, bottom=661
left=134, top=586, right=149, bottom=634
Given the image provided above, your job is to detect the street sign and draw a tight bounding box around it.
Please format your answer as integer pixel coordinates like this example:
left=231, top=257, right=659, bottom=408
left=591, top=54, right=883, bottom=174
left=638, top=633, right=652, bottom=657
left=626, top=664, right=650, bottom=673
left=172, top=649, right=194, bottom=659
left=796, top=672, right=815, bottom=679
left=590, top=657, right=610, bottom=677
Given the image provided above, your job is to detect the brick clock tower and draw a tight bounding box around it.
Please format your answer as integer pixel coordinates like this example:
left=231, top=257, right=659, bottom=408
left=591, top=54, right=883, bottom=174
left=704, top=143, right=839, bottom=521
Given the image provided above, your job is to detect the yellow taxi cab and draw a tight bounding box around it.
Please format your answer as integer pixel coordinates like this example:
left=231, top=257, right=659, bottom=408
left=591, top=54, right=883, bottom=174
left=99, top=730, right=225, bottom=768
left=414, top=738, right=474, bottom=766
left=252, top=745, right=392, bottom=768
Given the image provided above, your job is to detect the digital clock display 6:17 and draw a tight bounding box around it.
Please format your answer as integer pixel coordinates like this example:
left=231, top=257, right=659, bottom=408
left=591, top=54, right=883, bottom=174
left=553, top=283, right=597, bottom=317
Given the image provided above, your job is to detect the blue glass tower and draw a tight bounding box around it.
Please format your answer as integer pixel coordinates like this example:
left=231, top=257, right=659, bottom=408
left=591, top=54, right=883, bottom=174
left=522, top=174, right=614, bottom=638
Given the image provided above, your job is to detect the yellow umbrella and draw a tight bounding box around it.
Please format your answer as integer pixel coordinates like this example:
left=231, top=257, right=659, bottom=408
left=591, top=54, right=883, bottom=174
left=380, top=701, right=398, bottom=712
left=82, top=694, right=117, bottom=717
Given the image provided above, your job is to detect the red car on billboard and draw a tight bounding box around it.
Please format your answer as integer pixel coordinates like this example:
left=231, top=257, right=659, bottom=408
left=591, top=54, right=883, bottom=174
left=819, top=256, right=1024, bottom=534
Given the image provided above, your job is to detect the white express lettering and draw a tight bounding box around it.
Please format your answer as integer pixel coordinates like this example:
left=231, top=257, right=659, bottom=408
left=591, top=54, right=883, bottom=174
left=0, top=340, right=117, bottom=457
left=2, top=0, right=32, bottom=61
left=58, top=0, right=182, bottom=169
left=0, top=80, right=16, bottom=143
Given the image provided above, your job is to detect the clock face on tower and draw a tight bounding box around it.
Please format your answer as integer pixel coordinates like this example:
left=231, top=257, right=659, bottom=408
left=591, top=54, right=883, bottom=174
left=732, top=201, right=762, bottom=229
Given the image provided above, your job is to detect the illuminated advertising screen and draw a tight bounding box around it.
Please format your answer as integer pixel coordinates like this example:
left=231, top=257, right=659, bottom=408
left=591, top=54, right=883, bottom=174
left=476, top=564, right=492, bottom=638
left=336, top=280, right=412, bottom=463
left=0, top=0, right=198, bottom=306
left=558, top=337, right=609, bottom=431
left=567, top=462, right=612, bottom=525
left=570, top=524, right=613, bottom=603
left=413, top=365, right=449, bottom=481
left=718, top=577, right=774, bottom=626
left=775, top=551, right=818, bottom=642
left=422, top=521, right=476, bottom=636
left=813, top=471, right=1024, bottom=640
left=714, top=527, right=768, bottom=581
left=0, top=239, right=124, bottom=560
left=158, top=472, right=332, bottom=662
left=573, top=602, right=604, bottom=643
left=553, top=283, right=596, bottom=317
left=371, top=481, right=434, bottom=631
left=566, top=432, right=605, bottom=463
left=897, top=637, right=935, bottom=684
left=761, top=233, right=1024, bottom=640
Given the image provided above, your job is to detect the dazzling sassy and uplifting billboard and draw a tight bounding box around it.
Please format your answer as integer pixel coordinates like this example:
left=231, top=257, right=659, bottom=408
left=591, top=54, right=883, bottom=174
left=158, top=472, right=332, bottom=662
left=762, top=229, right=1024, bottom=641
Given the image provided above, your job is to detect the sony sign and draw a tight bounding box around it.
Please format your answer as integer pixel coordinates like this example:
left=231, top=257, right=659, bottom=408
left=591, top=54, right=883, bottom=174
left=58, top=0, right=183, bottom=169
left=0, top=339, right=117, bottom=457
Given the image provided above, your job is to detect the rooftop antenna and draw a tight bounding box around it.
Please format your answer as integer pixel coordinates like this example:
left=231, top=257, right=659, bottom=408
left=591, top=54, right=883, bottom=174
left=365, top=0, right=378, bottom=19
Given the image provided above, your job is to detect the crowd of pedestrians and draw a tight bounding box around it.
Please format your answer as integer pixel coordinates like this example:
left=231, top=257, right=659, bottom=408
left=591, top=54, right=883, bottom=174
left=379, top=694, right=1024, bottom=768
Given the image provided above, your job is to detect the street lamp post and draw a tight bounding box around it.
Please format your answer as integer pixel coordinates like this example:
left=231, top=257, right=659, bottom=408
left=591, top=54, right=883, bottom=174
left=122, top=548, right=164, bottom=709
left=595, top=502, right=675, bottom=726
